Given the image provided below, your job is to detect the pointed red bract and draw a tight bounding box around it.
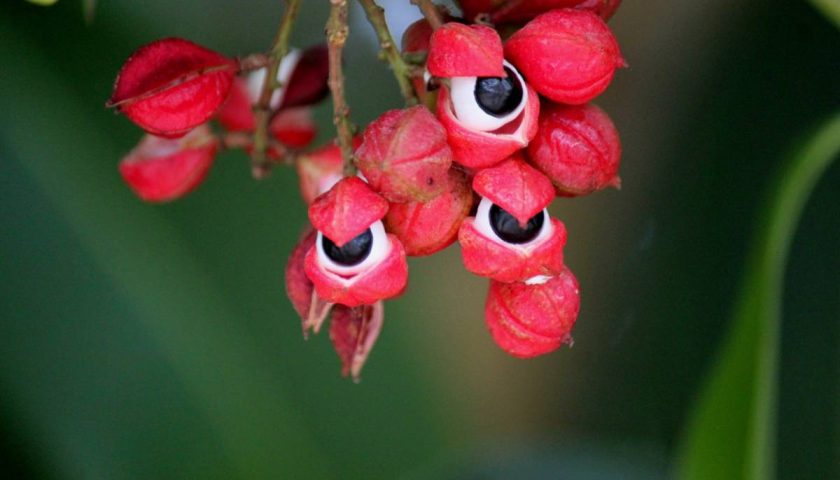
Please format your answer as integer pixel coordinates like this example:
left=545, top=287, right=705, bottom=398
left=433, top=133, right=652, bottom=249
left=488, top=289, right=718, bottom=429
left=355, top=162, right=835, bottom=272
left=427, top=23, right=505, bottom=77
left=505, top=9, right=624, bottom=105
left=485, top=267, right=580, bottom=358
left=527, top=102, right=621, bottom=196
left=109, top=37, right=236, bottom=138
left=472, top=155, right=554, bottom=225
left=356, top=106, right=453, bottom=203
left=119, top=124, right=217, bottom=202
left=308, top=177, right=389, bottom=246
left=330, top=302, right=384, bottom=381
left=385, top=169, right=473, bottom=256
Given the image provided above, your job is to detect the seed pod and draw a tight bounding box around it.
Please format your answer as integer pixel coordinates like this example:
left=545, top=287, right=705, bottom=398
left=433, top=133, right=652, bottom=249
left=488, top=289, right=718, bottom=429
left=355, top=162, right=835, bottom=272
left=427, top=23, right=505, bottom=77
left=284, top=227, right=333, bottom=335
left=458, top=156, right=566, bottom=282
left=527, top=102, right=621, bottom=196
left=108, top=37, right=237, bottom=138
left=505, top=9, right=624, bottom=105
left=295, top=138, right=362, bottom=205
left=355, top=106, right=452, bottom=203
left=119, top=124, right=217, bottom=202
left=305, top=178, right=409, bottom=307
left=329, top=302, right=384, bottom=381
left=436, top=67, right=540, bottom=169
left=384, top=169, right=473, bottom=256
left=484, top=267, right=580, bottom=358
left=270, top=107, right=317, bottom=149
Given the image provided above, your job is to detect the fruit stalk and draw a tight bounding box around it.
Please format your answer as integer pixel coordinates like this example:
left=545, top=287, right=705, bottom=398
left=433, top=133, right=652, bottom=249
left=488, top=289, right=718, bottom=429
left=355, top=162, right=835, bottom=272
left=252, top=0, right=302, bottom=178
left=357, top=0, right=418, bottom=105
left=326, top=0, right=358, bottom=176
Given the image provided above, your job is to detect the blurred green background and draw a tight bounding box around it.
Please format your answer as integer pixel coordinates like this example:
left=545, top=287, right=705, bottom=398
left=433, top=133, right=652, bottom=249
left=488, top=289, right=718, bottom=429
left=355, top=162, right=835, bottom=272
left=1, top=0, right=838, bottom=478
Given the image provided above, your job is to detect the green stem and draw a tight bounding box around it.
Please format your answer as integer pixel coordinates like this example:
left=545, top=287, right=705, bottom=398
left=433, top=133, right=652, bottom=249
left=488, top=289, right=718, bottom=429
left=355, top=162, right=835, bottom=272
left=251, top=0, right=302, bottom=179
left=358, top=0, right=418, bottom=106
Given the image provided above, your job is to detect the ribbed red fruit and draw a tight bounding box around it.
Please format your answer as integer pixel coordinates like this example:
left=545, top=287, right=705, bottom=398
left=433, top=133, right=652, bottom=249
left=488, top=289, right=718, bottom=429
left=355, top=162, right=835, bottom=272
left=527, top=103, right=621, bottom=196
left=505, top=9, right=624, bottom=105
left=355, top=106, right=453, bottom=203
left=484, top=267, right=580, bottom=358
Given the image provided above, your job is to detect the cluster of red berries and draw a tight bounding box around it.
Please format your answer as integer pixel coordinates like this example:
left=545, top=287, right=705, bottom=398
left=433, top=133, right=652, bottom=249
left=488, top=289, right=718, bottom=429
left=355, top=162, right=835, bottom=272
left=108, top=0, right=624, bottom=380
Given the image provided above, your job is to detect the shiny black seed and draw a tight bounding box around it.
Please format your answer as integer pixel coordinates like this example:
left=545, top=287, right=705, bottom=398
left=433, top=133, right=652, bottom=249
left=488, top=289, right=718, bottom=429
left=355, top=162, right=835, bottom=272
left=489, top=204, right=544, bottom=244
left=322, top=229, right=373, bottom=266
left=474, top=66, right=524, bottom=117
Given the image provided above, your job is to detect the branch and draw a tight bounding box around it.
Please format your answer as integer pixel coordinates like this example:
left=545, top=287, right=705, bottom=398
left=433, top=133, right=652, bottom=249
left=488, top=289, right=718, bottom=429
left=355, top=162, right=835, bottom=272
left=358, top=0, right=418, bottom=106
left=251, top=0, right=302, bottom=179
left=410, top=0, right=444, bottom=29
left=327, top=0, right=357, bottom=177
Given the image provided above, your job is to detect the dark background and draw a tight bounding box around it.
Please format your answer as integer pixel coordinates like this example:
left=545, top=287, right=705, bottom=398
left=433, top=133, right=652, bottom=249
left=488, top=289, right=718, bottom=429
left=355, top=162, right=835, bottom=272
left=1, top=0, right=837, bottom=478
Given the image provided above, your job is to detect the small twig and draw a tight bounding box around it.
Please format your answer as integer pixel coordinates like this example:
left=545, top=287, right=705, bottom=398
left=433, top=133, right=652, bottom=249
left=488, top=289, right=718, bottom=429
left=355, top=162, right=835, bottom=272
left=326, top=0, right=357, bottom=177
left=251, top=0, right=302, bottom=179
left=357, top=0, right=418, bottom=106
left=410, top=0, right=444, bottom=29
left=222, top=132, right=296, bottom=166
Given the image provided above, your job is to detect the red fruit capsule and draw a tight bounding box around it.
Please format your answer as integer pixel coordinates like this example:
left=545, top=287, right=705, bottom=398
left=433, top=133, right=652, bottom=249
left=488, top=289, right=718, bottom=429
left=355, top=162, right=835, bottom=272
left=305, top=178, right=409, bottom=307
left=119, top=124, right=217, bottom=202
left=384, top=169, right=474, bottom=256
left=484, top=267, right=580, bottom=358
left=355, top=106, right=453, bottom=203
left=427, top=23, right=505, bottom=78
left=505, top=9, right=624, bottom=105
left=329, top=302, right=384, bottom=381
left=527, top=102, right=621, bottom=196
left=108, top=37, right=237, bottom=138
left=458, top=156, right=566, bottom=283
left=437, top=74, right=540, bottom=169
left=270, top=107, right=317, bottom=149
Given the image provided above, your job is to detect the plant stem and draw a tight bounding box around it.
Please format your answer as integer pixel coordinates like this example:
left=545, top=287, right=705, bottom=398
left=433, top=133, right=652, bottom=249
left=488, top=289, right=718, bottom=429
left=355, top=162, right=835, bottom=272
left=251, top=0, right=302, bottom=179
left=357, top=0, right=418, bottom=106
left=326, top=0, right=357, bottom=177
left=410, top=0, right=443, bottom=29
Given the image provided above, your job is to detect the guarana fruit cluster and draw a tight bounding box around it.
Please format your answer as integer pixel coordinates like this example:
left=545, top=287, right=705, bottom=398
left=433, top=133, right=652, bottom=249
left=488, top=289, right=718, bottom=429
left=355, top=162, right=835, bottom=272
left=107, top=0, right=625, bottom=380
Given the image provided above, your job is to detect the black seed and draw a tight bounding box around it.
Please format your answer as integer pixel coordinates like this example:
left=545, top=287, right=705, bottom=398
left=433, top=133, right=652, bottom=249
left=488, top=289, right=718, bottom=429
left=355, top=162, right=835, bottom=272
left=489, top=204, right=544, bottom=244
left=322, top=229, right=373, bottom=266
left=474, top=66, right=523, bottom=117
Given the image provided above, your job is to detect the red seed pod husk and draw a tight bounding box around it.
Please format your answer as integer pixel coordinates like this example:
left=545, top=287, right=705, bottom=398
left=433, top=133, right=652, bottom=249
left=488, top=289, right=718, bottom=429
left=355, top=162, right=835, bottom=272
left=304, top=233, right=408, bottom=307
left=527, top=102, right=621, bottom=196
left=109, top=37, right=237, bottom=138
left=308, top=177, right=389, bottom=246
left=296, top=138, right=362, bottom=205
left=384, top=169, right=473, bottom=256
left=484, top=267, right=580, bottom=358
left=270, top=107, right=317, bottom=149
left=280, top=44, right=330, bottom=109
left=459, top=216, right=567, bottom=283
left=472, top=155, right=555, bottom=225
left=427, top=23, right=505, bottom=78
left=505, top=9, right=624, bottom=105
left=355, top=106, right=453, bottom=203
left=216, top=77, right=254, bottom=131
left=402, top=19, right=435, bottom=101
left=329, top=301, right=384, bottom=381
left=285, top=228, right=317, bottom=320
left=437, top=84, right=540, bottom=169
left=119, top=124, right=217, bottom=202
left=493, top=1, right=621, bottom=23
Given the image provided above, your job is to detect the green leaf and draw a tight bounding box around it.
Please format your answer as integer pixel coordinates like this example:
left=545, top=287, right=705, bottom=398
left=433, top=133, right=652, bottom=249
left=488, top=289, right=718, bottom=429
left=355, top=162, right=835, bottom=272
left=810, top=0, right=840, bottom=28
left=675, top=113, right=840, bottom=480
